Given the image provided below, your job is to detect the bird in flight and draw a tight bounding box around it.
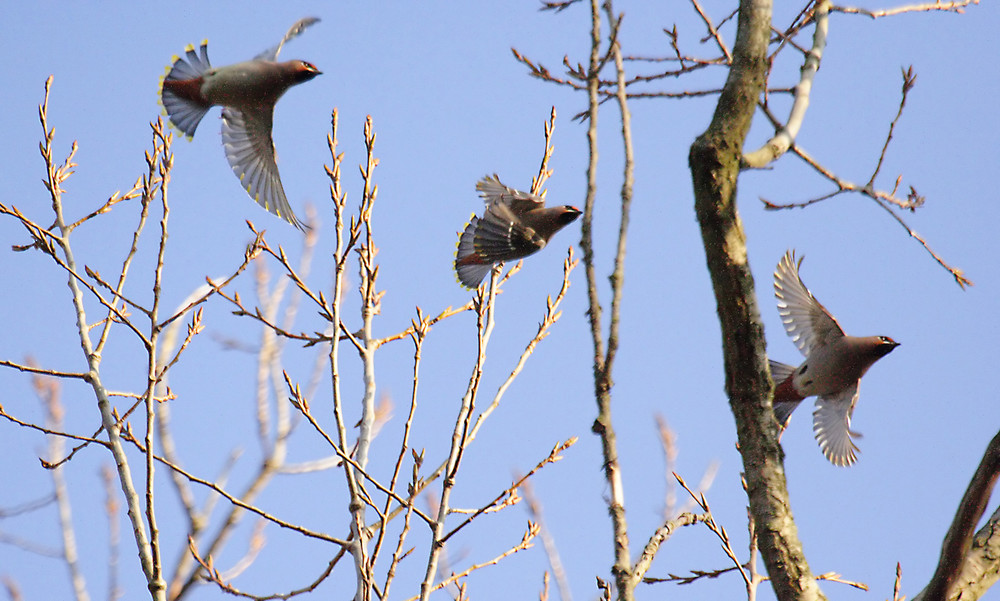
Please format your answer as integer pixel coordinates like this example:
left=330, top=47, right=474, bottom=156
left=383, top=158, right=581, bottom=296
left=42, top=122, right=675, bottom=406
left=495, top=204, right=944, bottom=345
left=770, top=250, right=899, bottom=467
left=160, top=17, right=322, bottom=230
left=454, top=175, right=581, bottom=288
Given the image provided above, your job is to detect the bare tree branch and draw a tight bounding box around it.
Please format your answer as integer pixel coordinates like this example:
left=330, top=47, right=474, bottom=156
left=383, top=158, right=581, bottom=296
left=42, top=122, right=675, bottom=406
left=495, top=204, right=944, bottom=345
left=743, top=0, right=829, bottom=167
left=832, top=0, right=978, bottom=18
left=915, top=428, right=1000, bottom=601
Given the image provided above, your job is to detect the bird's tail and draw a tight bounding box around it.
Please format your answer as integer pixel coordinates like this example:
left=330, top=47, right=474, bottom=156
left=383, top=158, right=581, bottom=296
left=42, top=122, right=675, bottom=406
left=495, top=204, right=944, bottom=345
left=769, top=360, right=802, bottom=427
left=159, top=42, right=213, bottom=138
left=454, top=216, right=493, bottom=289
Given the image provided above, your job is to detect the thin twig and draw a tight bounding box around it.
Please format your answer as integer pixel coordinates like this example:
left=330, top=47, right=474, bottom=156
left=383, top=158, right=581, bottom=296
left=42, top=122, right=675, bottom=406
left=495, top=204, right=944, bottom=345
left=832, top=0, right=977, bottom=18
left=689, top=0, right=732, bottom=63
left=521, top=479, right=573, bottom=601
left=407, top=523, right=539, bottom=601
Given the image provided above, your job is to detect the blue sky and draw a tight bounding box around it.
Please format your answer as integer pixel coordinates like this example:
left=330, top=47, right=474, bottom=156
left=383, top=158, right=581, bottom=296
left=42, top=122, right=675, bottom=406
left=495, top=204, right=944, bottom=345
left=1, top=2, right=998, bottom=600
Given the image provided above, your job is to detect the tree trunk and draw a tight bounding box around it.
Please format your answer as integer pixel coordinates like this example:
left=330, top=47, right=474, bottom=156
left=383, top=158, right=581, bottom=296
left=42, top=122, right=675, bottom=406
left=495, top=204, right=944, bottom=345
left=688, top=0, right=825, bottom=599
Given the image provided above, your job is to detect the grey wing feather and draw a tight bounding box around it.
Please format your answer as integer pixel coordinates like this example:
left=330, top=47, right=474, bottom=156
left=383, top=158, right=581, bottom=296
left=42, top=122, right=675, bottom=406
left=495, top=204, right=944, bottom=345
left=455, top=175, right=545, bottom=287
left=476, top=174, right=544, bottom=213
left=472, top=202, right=544, bottom=262
left=256, top=17, right=321, bottom=61
left=813, top=383, right=861, bottom=467
left=221, top=107, right=306, bottom=230
left=774, top=250, right=845, bottom=357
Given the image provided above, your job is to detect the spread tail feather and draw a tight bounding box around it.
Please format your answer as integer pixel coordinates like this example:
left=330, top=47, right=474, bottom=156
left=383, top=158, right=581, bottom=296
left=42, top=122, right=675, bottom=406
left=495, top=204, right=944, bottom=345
left=769, top=360, right=801, bottom=427
left=455, top=216, right=494, bottom=288
left=773, top=399, right=802, bottom=428
left=160, top=42, right=213, bottom=138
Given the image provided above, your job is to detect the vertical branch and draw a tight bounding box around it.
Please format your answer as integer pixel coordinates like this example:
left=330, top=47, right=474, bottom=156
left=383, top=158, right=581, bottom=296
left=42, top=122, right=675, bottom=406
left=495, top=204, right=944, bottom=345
left=604, top=1, right=634, bottom=391
left=143, top=120, right=172, bottom=598
left=521, top=479, right=573, bottom=601
left=384, top=455, right=420, bottom=601
left=580, top=1, right=635, bottom=597
left=95, top=126, right=159, bottom=356
left=324, top=110, right=373, bottom=601
left=581, top=0, right=605, bottom=365
left=325, top=109, right=348, bottom=480
left=745, top=504, right=764, bottom=601
left=688, top=0, right=823, bottom=599
left=37, top=374, right=90, bottom=601
left=531, top=107, right=558, bottom=194
left=272, top=232, right=317, bottom=455
left=255, top=221, right=315, bottom=462
left=254, top=259, right=277, bottom=456
left=378, top=312, right=429, bottom=599
left=419, top=274, right=498, bottom=601
left=37, top=77, right=162, bottom=600
left=356, top=115, right=381, bottom=474
left=325, top=109, right=349, bottom=494
left=102, top=466, right=122, bottom=601
left=351, top=115, right=382, bottom=600
left=156, top=287, right=207, bottom=599
left=604, top=3, right=636, bottom=594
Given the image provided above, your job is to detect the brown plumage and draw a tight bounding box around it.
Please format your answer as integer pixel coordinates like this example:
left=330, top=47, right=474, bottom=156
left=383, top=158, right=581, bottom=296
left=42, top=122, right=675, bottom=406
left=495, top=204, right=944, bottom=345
left=770, top=250, right=899, bottom=467
left=454, top=175, right=581, bottom=288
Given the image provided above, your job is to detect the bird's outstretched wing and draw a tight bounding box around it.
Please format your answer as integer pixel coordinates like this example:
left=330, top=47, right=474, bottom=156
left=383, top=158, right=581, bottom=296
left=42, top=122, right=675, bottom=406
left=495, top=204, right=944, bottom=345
left=221, top=106, right=306, bottom=230
left=813, top=383, right=861, bottom=467
left=472, top=201, right=546, bottom=261
left=454, top=202, right=544, bottom=288
left=775, top=250, right=845, bottom=356
left=256, top=17, right=321, bottom=61
left=476, top=174, right=544, bottom=213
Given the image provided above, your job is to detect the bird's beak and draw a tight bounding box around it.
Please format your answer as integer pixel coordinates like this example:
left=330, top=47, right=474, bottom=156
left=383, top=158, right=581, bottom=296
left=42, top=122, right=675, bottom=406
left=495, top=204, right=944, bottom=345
left=876, top=337, right=900, bottom=358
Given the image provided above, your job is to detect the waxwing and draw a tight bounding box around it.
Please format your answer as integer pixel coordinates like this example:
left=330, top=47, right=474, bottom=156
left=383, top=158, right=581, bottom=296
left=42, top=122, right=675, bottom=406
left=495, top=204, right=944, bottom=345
left=160, top=17, right=322, bottom=231
left=770, top=250, right=899, bottom=467
left=454, top=175, right=581, bottom=288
